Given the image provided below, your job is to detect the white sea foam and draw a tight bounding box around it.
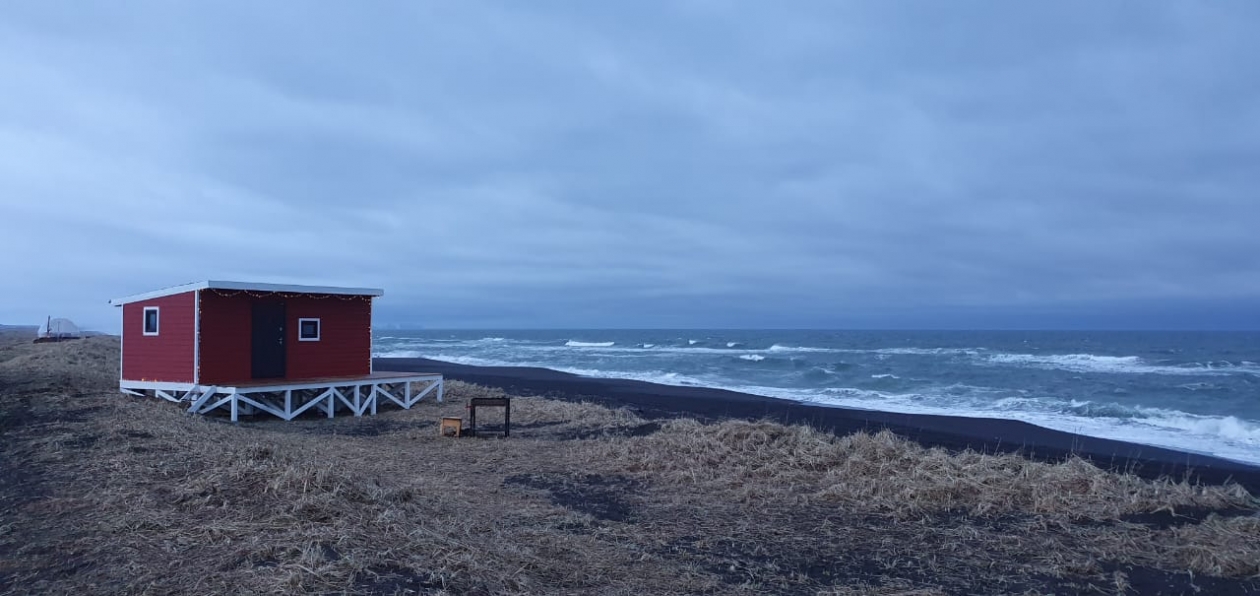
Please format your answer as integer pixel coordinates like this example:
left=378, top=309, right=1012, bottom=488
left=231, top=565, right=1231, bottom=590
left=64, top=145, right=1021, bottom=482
left=982, top=352, right=1251, bottom=376
left=740, top=354, right=766, bottom=362
left=768, top=344, right=838, bottom=353
left=871, top=374, right=899, bottom=379
left=689, top=339, right=699, bottom=345
left=372, top=349, right=425, bottom=358
left=727, top=342, right=741, bottom=348
left=408, top=354, right=516, bottom=367
left=874, top=347, right=982, bottom=356
left=641, top=343, right=656, bottom=348
left=565, top=340, right=615, bottom=348
left=556, top=367, right=712, bottom=387
left=417, top=353, right=714, bottom=387
left=771, top=388, right=1260, bottom=464
left=1143, top=414, right=1260, bottom=444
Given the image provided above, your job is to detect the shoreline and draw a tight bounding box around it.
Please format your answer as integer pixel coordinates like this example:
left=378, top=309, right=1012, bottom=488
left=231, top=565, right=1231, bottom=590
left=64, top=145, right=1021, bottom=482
left=377, top=357, right=1260, bottom=492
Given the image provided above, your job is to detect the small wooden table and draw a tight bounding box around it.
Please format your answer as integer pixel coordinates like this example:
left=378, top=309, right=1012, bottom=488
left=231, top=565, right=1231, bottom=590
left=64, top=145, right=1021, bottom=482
left=467, top=397, right=510, bottom=437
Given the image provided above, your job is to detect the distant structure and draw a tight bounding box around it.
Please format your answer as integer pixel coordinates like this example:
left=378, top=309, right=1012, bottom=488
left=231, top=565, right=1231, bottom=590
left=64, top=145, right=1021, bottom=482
left=34, top=317, right=83, bottom=343
left=109, top=281, right=442, bottom=422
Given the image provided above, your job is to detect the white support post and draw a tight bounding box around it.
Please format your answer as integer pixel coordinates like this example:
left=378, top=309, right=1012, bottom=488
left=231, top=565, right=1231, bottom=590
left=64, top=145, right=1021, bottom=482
left=285, top=390, right=292, bottom=420
left=377, top=384, right=406, bottom=408
left=333, top=388, right=356, bottom=413
left=370, top=385, right=378, bottom=415
left=236, top=395, right=287, bottom=419
left=437, top=379, right=444, bottom=403
left=202, top=395, right=233, bottom=414
left=405, top=381, right=412, bottom=404
left=408, top=380, right=439, bottom=407
left=353, top=386, right=362, bottom=417
left=230, top=393, right=239, bottom=423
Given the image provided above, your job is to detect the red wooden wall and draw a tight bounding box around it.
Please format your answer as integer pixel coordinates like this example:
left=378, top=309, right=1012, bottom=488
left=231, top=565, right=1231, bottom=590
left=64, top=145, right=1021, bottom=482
left=283, top=295, right=373, bottom=380
left=121, top=292, right=196, bottom=383
left=197, top=291, right=251, bottom=385
left=197, top=291, right=372, bottom=385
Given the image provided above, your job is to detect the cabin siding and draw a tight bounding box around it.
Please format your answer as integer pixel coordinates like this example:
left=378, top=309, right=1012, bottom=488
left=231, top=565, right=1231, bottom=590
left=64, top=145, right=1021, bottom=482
left=197, top=290, right=253, bottom=386
left=196, top=291, right=372, bottom=385
left=121, top=292, right=196, bottom=382
left=284, top=296, right=372, bottom=380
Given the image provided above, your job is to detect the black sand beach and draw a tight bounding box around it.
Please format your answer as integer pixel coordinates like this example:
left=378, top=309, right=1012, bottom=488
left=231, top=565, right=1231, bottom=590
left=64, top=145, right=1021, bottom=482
left=378, top=357, right=1260, bottom=492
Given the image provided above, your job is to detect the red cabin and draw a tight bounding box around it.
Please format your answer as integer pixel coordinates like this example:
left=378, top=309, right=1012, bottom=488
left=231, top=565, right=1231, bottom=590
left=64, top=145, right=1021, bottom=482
left=110, top=281, right=442, bottom=421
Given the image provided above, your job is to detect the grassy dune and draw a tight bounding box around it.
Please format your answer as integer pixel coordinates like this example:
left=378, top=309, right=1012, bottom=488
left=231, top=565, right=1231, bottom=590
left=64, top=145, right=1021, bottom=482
left=1, top=332, right=1258, bottom=595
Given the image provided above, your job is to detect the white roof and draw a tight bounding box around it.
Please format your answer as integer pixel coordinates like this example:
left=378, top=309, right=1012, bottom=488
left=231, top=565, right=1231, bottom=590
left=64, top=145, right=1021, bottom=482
left=110, top=280, right=384, bottom=306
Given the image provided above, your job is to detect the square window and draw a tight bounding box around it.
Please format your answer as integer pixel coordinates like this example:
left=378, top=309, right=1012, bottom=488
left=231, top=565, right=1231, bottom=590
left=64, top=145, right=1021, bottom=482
left=143, top=307, right=160, bottom=336
left=299, top=318, right=321, bottom=341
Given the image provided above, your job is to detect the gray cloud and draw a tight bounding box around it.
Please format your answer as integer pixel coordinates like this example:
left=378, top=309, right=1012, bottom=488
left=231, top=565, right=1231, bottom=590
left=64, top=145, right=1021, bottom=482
left=1, top=1, right=1258, bottom=330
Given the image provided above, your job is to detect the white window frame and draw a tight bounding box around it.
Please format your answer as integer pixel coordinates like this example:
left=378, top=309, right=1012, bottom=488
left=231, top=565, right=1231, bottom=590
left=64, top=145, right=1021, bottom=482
left=298, top=318, right=321, bottom=342
left=142, top=307, right=160, bottom=336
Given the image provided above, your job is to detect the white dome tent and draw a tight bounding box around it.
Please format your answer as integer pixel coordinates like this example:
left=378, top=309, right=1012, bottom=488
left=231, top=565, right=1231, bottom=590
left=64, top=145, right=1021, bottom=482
left=35, top=317, right=83, bottom=342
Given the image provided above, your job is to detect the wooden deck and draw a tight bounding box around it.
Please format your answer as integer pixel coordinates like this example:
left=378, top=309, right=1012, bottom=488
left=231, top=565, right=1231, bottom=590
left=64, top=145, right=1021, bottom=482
left=231, top=370, right=440, bottom=389
left=120, top=370, right=444, bottom=422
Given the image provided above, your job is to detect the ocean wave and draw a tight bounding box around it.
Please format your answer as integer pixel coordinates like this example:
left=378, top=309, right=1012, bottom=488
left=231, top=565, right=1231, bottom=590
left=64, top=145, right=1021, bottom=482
left=870, top=373, right=899, bottom=379
left=566, top=340, right=615, bottom=348
left=689, top=339, right=699, bottom=345
left=372, top=349, right=425, bottom=358
left=404, top=354, right=514, bottom=367
left=1178, top=382, right=1216, bottom=391
left=419, top=354, right=715, bottom=388
left=873, top=347, right=982, bottom=356
left=1141, top=413, right=1260, bottom=444
left=768, top=344, right=838, bottom=353
left=727, top=342, right=741, bottom=348
left=556, top=367, right=712, bottom=387
left=1058, top=399, right=1260, bottom=442
left=983, top=352, right=1258, bottom=376
left=739, top=354, right=766, bottom=362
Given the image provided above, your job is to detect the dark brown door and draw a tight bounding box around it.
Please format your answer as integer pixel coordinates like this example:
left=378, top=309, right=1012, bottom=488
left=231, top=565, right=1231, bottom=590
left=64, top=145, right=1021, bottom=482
left=251, top=301, right=287, bottom=379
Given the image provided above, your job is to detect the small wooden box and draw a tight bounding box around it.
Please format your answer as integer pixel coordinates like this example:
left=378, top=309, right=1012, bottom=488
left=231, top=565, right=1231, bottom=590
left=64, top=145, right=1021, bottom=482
left=439, top=417, right=463, bottom=437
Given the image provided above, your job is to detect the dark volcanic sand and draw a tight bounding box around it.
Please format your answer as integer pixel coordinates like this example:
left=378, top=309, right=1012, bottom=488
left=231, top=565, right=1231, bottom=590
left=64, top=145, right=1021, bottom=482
left=377, top=357, right=1260, bottom=492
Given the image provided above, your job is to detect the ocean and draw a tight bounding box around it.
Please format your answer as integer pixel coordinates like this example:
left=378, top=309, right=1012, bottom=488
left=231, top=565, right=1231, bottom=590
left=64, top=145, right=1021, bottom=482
left=373, top=330, right=1260, bottom=465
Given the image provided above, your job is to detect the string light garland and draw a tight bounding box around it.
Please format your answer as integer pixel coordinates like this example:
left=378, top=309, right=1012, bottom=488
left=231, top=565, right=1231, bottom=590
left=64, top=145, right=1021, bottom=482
left=207, top=289, right=373, bottom=301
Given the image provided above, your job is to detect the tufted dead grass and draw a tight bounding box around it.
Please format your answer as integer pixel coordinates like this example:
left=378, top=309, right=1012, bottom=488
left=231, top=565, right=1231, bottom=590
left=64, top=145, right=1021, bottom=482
left=595, top=418, right=1251, bottom=520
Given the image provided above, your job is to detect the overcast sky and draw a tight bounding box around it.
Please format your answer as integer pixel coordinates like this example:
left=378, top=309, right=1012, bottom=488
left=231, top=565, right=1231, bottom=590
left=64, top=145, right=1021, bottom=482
left=2, top=2, right=1258, bottom=330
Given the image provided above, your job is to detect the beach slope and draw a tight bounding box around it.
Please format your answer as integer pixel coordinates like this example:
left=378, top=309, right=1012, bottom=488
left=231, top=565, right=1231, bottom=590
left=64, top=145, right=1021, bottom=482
left=3, top=335, right=1259, bottom=594
left=377, top=357, right=1260, bottom=492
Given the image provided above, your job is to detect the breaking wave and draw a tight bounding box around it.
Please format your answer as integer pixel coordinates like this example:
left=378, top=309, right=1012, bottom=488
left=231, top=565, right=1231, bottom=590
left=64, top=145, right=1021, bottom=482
left=566, top=340, right=615, bottom=348
left=985, top=352, right=1260, bottom=376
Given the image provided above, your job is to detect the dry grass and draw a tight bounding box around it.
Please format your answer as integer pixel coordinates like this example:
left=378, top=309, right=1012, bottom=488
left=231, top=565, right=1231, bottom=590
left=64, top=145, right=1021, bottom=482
left=596, top=419, right=1251, bottom=519
left=2, top=333, right=1259, bottom=595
